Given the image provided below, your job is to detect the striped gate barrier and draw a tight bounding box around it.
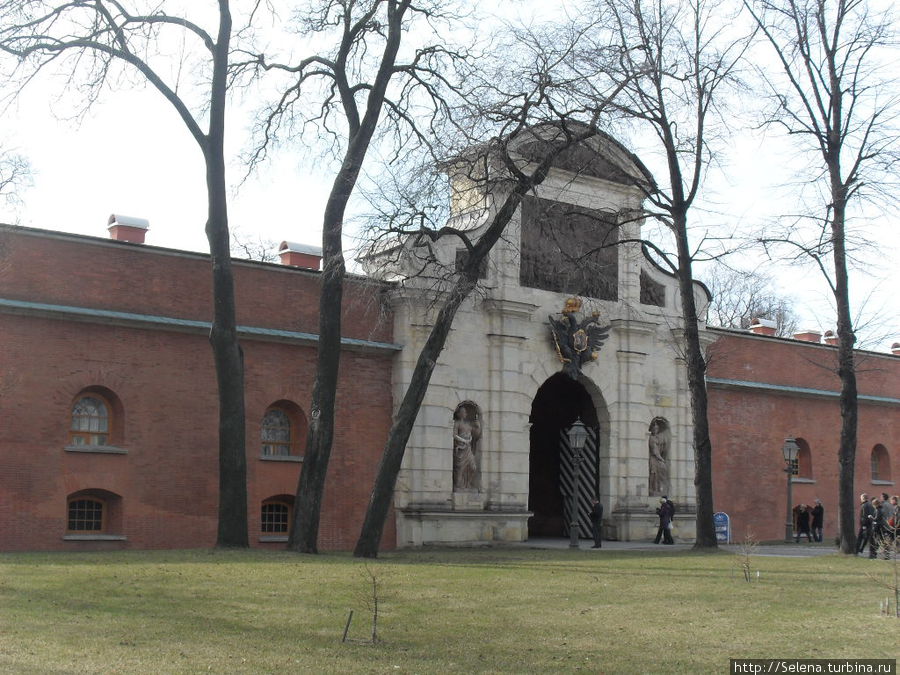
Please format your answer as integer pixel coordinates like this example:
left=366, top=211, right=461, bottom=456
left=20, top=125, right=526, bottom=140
left=559, top=426, right=600, bottom=538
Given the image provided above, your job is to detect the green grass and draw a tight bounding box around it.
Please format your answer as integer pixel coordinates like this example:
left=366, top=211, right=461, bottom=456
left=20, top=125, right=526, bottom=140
left=0, top=547, right=897, bottom=674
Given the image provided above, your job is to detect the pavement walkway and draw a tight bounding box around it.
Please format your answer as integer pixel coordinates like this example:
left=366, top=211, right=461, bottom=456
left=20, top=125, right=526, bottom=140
left=513, top=537, right=839, bottom=558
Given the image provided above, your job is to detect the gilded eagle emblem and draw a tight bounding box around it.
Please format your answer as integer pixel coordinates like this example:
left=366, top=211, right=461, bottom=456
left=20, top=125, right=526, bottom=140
left=548, top=297, right=611, bottom=379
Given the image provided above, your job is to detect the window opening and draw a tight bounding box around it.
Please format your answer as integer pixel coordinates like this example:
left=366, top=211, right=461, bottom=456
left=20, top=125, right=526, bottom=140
left=70, top=396, right=110, bottom=446
left=261, top=409, right=292, bottom=457
left=68, top=498, right=104, bottom=532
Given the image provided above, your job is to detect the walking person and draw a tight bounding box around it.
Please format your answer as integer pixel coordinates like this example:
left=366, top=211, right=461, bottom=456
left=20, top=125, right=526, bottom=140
left=887, top=496, right=899, bottom=546
left=870, top=498, right=885, bottom=559
left=879, top=494, right=893, bottom=541
left=795, top=504, right=812, bottom=543
left=811, top=499, right=824, bottom=543
left=857, top=493, right=875, bottom=555
left=590, top=498, right=603, bottom=549
left=654, top=496, right=674, bottom=545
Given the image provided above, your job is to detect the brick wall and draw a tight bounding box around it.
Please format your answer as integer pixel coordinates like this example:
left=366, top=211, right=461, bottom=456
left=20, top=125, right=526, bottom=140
left=707, top=330, right=900, bottom=542
left=0, top=226, right=396, bottom=552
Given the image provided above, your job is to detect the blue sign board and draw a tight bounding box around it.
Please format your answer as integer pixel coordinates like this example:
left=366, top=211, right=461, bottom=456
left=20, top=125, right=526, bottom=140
left=714, top=511, right=730, bottom=544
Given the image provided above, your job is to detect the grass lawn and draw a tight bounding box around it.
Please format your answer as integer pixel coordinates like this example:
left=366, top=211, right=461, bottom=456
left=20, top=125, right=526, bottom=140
left=0, top=546, right=897, bottom=674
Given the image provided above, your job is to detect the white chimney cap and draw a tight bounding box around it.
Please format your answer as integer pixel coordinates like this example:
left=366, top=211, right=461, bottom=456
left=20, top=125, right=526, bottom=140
left=108, top=214, right=150, bottom=230
left=278, top=241, right=322, bottom=256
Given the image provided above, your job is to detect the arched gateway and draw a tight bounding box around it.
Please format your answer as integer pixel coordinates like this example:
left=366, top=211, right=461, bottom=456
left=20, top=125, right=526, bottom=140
left=529, top=373, right=610, bottom=539
left=374, top=126, right=705, bottom=547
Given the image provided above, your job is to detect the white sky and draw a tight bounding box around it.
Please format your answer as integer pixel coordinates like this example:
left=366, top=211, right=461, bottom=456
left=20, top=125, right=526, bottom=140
left=0, top=3, right=897, bottom=353
left=1, top=84, right=333, bottom=255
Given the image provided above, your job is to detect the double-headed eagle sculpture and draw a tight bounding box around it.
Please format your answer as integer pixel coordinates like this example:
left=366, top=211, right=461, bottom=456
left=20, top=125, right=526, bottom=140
left=548, top=297, right=611, bottom=379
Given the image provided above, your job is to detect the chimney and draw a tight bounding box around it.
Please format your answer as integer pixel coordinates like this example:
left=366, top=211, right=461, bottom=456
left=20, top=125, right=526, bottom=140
left=278, top=241, right=322, bottom=271
left=823, top=330, right=839, bottom=346
left=748, top=317, right=777, bottom=337
left=793, top=329, right=822, bottom=343
left=108, top=214, right=149, bottom=244
left=892, top=342, right=900, bottom=357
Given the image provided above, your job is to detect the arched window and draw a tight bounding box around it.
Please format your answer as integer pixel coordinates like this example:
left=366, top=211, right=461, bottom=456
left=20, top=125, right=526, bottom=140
left=68, top=387, right=124, bottom=450
left=67, top=497, right=105, bottom=532
left=261, top=496, right=294, bottom=540
left=796, top=438, right=813, bottom=480
left=871, top=445, right=892, bottom=482
left=70, top=395, right=110, bottom=446
left=261, top=409, right=291, bottom=456
left=260, top=401, right=306, bottom=458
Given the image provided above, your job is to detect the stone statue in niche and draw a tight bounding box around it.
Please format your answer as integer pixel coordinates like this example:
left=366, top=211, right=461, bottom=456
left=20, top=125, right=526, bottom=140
left=452, top=403, right=481, bottom=491
left=648, top=417, right=671, bottom=496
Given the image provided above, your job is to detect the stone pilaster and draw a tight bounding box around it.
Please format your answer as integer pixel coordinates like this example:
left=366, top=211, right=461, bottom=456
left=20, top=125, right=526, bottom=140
left=482, top=297, right=539, bottom=520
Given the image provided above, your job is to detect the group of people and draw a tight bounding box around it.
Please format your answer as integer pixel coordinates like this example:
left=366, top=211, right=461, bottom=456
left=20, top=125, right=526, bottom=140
left=588, top=492, right=897, bottom=553
left=857, top=492, right=899, bottom=559
left=792, top=499, right=825, bottom=542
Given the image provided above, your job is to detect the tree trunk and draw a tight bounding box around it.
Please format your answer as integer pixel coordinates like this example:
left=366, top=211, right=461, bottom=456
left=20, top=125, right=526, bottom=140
left=289, top=116, right=396, bottom=557
left=207, top=1, right=248, bottom=548
left=672, top=209, right=717, bottom=549
left=353, top=280, right=474, bottom=557
left=831, top=201, right=858, bottom=555
left=289, top=185, right=347, bottom=553
left=289, top=2, right=410, bottom=553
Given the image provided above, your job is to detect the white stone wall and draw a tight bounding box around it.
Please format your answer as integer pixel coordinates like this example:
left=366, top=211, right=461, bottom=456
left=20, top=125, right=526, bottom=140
left=388, top=153, right=709, bottom=546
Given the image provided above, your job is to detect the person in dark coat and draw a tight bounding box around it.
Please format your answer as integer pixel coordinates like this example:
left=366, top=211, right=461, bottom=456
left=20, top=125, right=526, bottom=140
left=870, top=498, right=886, bottom=559
left=795, top=504, right=812, bottom=542
left=654, top=496, right=674, bottom=545
left=856, top=493, right=875, bottom=554
left=590, top=498, right=603, bottom=549
left=811, top=499, right=824, bottom=542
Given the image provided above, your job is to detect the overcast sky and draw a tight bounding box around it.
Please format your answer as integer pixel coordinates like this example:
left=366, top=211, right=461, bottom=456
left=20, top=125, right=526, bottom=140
left=0, top=2, right=897, bottom=352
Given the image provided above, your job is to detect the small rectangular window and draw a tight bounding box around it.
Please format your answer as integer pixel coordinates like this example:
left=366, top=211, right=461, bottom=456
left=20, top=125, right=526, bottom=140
left=261, top=503, right=290, bottom=533
left=68, top=499, right=104, bottom=532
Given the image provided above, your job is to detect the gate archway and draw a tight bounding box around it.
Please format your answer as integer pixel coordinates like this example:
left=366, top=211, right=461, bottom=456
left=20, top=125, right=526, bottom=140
left=528, top=372, right=608, bottom=538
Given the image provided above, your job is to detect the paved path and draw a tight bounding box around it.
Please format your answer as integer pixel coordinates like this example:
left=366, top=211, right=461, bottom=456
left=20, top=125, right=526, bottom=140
left=514, top=537, right=838, bottom=558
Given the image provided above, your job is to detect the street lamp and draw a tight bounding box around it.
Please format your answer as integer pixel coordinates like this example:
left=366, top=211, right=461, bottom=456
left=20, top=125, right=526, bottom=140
left=567, top=419, right=589, bottom=549
left=782, top=438, right=800, bottom=543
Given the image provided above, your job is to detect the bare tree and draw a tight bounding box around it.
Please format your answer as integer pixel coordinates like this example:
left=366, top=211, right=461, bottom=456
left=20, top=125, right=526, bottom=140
left=702, top=264, right=799, bottom=336
left=570, top=0, right=754, bottom=548
left=0, top=1, right=250, bottom=546
left=743, top=0, right=899, bottom=554
left=233, top=0, right=471, bottom=553
left=0, top=147, right=30, bottom=207
left=230, top=225, right=278, bottom=262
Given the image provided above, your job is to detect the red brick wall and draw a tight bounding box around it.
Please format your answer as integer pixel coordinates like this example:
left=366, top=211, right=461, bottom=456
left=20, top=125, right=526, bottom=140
left=707, top=330, right=900, bottom=542
left=0, top=226, right=392, bottom=343
left=0, top=226, right=396, bottom=552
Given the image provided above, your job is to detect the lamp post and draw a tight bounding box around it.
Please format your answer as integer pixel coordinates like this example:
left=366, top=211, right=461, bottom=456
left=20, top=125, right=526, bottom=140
left=567, top=419, right=588, bottom=549
left=782, top=438, right=800, bottom=543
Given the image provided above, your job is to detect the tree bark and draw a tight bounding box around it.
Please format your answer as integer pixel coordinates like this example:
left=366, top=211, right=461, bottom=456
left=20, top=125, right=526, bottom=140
left=289, top=0, right=411, bottom=553
left=206, top=1, right=248, bottom=548
left=288, top=178, right=347, bottom=553
left=671, top=209, right=717, bottom=549
left=831, top=199, right=858, bottom=554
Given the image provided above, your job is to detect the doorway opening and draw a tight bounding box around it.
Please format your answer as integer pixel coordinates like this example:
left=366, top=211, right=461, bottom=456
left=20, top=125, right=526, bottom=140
left=528, top=372, right=602, bottom=538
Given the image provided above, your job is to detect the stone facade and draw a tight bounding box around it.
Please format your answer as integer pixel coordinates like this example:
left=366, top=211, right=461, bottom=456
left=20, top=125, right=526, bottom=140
left=381, top=133, right=713, bottom=546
